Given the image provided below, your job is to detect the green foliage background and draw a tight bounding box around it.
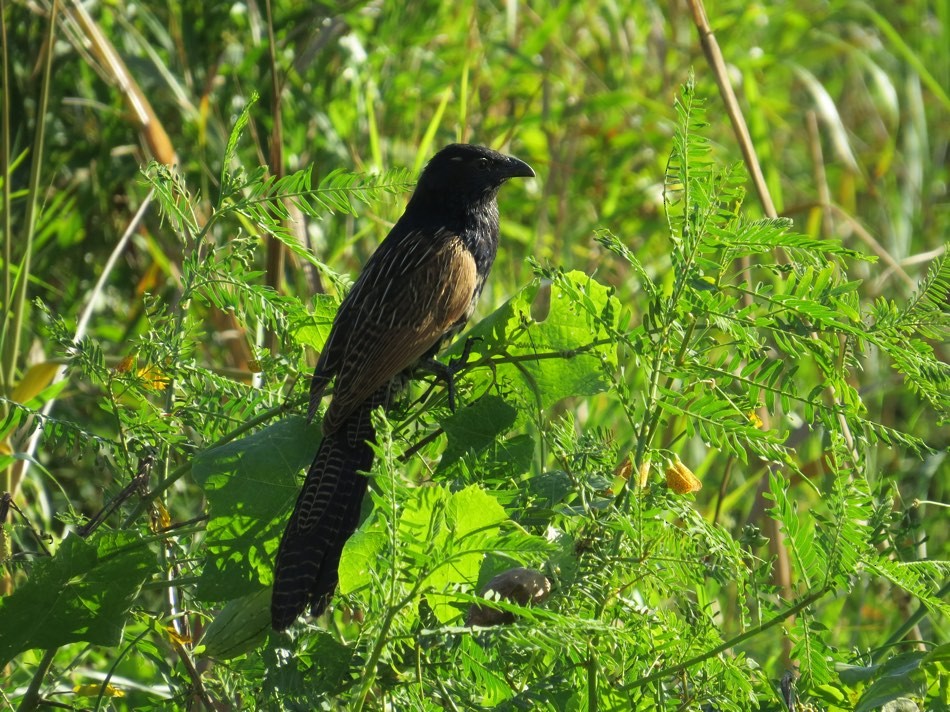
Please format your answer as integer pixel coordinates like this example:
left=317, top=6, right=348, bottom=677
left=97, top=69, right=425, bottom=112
left=1, top=1, right=948, bottom=710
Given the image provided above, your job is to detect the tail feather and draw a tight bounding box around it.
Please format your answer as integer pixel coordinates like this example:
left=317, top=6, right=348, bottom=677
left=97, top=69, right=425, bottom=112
left=271, top=406, right=376, bottom=631
left=304, top=465, right=371, bottom=616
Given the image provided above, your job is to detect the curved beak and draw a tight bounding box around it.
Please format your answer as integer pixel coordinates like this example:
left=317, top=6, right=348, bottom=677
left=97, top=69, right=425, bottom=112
left=500, top=154, right=536, bottom=179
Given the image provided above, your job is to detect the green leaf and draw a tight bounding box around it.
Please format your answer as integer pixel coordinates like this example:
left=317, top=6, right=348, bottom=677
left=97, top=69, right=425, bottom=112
left=853, top=652, right=928, bottom=712
left=0, top=532, right=154, bottom=666
left=219, top=92, right=259, bottom=200
left=864, top=558, right=950, bottom=618
left=709, top=216, right=870, bottom=261
left=437, top=487, right=507, bottom=603
left=393, top=484, right=509, bottom=624
left=292, top=293, right=342, bottom=352
left=192, top=416, right=320, bottom=600
left=456, top=270, right=620, bottom=413
left=767, top=472, right=826, bottom=589
left=838, top=662, right=880, bottom=685
left=338, top=530, right=387, bottom=595
left=199, top=588, right=271, bottom=660
left=525, top=469, right=574, bottom=510
left=445, top=485, right=508, bottom=537
left=436, top=394, right=523, bottom=479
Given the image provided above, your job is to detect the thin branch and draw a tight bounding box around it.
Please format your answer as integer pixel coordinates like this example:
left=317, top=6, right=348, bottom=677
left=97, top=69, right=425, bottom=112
left=15, top=648, right=57, bottom=712
left=686, top=0, right=777, bottom=219
left=626, top=587, right=829, bottom=692
left=20, top=190, right=155, bottom=481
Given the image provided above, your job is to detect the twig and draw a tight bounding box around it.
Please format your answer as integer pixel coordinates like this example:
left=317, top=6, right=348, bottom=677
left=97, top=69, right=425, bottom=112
left=15, top=648, right=56, bottom=712
left=806, top=111, right=833, bottom=240
left=686, top=0, right=777, bottom=219
left=20, top=189, right=154, bottom=485
left=626, top=587, right=829, bottom=692
left=263, top=0, right=286, bottom=355
left=76, top=454, right=154, bottom=537
left=171, top=638, right=220, bottom=711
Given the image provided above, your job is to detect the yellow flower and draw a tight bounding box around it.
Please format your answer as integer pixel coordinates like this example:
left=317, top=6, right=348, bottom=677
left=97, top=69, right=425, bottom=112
left=73, top=684, right=125, bottom=698
left=137, top=365, right=169, bottom=391
left=166, top=625, right=192, bottom=645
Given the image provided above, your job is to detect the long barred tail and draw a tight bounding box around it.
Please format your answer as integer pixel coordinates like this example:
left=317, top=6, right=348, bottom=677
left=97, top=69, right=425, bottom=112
left=271, top=403, right=377, bottom=631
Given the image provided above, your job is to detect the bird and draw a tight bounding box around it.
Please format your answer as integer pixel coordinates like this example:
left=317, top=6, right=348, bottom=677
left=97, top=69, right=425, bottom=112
left=271, top=143, right=535, bottom=631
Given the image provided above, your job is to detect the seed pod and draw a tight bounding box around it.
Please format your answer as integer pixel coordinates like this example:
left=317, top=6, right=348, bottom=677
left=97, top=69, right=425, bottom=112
left=467, top=567, right=552, bottom=626
left=665, top=456, right=702, bottom=494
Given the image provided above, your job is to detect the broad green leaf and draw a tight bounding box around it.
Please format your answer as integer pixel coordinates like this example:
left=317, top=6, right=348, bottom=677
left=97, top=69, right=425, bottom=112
left=438, top=395, right=519, bottom=468
left=199, top=588, right=271, bottom=660
left=436, top=396, right=533, bottom=481
left=192, top=416, right=320, bottom=600
left=423, top=485, right=508, bottom=623
left=397, top=484, right=450, bottom=553
left=445, top=485, right=508, bottom=538
left=0, top=532, right=154, bottom=667
left=853, top=652, right=928, bottom=712
left=291, top=294, right=341, bottom=352
left=452, top=270, right=620, bottom=413
left=338, top=530, right=387, bottom=595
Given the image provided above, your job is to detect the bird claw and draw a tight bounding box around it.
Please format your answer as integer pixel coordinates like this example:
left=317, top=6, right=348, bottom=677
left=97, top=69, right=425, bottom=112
left=422, top=336, right=482, bottom=412
left=448, top=335, right=482, bottom=372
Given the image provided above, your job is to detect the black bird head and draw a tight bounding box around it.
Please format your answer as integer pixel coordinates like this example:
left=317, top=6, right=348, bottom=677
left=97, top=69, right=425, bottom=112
left=413, top=144, right=535, bottom=208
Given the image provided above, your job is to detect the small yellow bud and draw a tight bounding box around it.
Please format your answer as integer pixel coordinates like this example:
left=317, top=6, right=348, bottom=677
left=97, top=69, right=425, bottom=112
left=115, top=355, right=136, bottom=373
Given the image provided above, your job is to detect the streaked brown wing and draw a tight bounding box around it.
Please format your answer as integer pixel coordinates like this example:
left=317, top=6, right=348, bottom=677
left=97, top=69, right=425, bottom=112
left=321, top=235, right=477, bottom=434
left=308, top=226, right=458, bottom=420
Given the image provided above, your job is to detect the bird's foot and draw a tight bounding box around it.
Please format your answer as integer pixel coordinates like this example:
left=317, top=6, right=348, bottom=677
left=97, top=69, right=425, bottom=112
left=421, top=337, right=482, bottom=411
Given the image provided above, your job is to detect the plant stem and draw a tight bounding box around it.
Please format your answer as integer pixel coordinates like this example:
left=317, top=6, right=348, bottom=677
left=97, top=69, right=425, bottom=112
left=587, top=645, right=598, bottom=712
left=5, top=0, right=56, bottom=385
left=120, top=399, right=294, bottom=526
left=0, top=0, right=12, bottom=400
left=16, top=648, right=57, bottom=712
left=873, top=579, right=950, bottom=664
left=687, top=0, right=776, bottom=219
left=627, top=587, right=828, bottom=692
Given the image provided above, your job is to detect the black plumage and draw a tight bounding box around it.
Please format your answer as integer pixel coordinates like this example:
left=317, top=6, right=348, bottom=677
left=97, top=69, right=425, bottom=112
left=271, top=144, right=534, bottom=630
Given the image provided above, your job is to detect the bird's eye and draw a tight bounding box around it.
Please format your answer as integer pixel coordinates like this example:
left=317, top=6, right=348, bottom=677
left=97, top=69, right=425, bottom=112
left=477, top=157, right=490, bottom=170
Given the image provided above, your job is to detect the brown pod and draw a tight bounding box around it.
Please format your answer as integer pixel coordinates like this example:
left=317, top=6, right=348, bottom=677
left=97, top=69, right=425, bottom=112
left=466, top=567, right=552, bottom=626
